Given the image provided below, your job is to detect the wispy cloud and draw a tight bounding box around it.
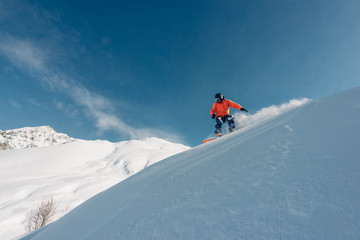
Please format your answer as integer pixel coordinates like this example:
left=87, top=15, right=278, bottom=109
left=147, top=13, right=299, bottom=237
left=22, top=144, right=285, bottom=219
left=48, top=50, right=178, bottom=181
left=8, top=99, right=22, bottom=109
left=0, top=37, right=160, bottom=139
left=54, top=100, right=78, bottom=117
left=27, top=98, right=43, bottom=107
left=0, top=38, right=46, bottom=72
left=0, top=3, right=177, bottom=141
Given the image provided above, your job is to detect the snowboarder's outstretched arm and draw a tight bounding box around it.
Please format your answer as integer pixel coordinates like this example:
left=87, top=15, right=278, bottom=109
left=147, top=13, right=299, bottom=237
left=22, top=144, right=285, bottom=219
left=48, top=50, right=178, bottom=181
left=227, top=100, right=242, bottom=111
left=228, top=100, right=248, bottom=112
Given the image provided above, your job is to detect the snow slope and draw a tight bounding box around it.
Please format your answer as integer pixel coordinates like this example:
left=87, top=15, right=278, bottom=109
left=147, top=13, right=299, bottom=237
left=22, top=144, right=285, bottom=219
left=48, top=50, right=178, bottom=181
left=0, top=135, right=190, bottom=240
left=19, top=87, right=360, bottom=240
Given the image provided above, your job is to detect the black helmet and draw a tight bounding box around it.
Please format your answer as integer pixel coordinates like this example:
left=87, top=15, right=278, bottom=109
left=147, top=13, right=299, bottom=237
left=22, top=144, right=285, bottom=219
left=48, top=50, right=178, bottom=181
left=215, top=93, right=224, bottom=102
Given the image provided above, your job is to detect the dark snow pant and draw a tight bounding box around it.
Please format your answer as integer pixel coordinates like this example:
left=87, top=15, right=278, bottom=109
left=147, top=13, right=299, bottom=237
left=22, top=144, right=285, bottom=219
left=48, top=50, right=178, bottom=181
left=214, top=115, right=235, bottom=134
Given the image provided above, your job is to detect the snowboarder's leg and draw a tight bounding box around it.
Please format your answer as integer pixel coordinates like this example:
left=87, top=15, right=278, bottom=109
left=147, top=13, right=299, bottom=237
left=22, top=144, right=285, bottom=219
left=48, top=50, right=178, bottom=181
left=227, top=115, right=236, bottom=132
left=214, top=117, right=223, bottom=135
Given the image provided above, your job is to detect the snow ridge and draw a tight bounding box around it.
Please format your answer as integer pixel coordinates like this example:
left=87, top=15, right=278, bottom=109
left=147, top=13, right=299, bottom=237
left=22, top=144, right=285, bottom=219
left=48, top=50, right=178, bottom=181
left=0, top=135, right=190, bottom=240
left=0, top=126, right=72, bottom=151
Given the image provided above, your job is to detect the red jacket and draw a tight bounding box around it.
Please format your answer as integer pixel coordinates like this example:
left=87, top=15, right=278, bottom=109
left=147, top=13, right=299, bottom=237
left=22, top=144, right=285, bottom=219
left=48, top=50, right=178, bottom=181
left=210, top=99, right=242, bottom=117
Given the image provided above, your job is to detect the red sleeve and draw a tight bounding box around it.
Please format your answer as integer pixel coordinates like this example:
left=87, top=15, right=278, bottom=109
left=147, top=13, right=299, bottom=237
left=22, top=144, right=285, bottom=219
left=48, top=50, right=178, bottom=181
left=227, top=100, right=242, bottom=111
left=210, top=103, right=216, bottom=115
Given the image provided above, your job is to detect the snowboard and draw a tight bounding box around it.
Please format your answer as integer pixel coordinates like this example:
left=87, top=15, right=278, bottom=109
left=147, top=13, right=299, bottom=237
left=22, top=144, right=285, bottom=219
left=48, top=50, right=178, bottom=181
left=202, top=134, right=222, bottom=144
left=202, top=127, right=243, bottom=144
left=202, top=138, right=217, bottom=143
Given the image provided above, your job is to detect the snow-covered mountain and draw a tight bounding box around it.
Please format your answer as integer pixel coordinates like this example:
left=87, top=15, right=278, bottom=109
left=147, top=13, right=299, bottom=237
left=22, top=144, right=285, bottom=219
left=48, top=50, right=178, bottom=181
left=19, top=87, right=360, bottom=240
left=0, top=126, right=72, bottom=151
left=0, top=129, right=190, bottom=240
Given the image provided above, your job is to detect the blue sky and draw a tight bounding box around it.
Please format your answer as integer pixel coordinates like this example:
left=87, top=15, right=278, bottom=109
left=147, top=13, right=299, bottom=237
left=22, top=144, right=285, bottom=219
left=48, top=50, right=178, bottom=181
left=1, top=0, right=359, bottom=146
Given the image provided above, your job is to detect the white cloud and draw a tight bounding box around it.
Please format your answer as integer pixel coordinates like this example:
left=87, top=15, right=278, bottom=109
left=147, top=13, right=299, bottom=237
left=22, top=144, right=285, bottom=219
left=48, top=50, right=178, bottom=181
left=0, top=36, right=166, bottom=140
left=54, top=100, right=78, bottom=117
left=69, top=84, right=114, bottom=112
left=234, top=98, right=311, bottom=129
left=0, top=1, right=187, bottom=142
left=0, top=38, right=46, bottom=72
left=27, top=98, right=42, bottom=107
left=9, top=99, right=22, bottom=109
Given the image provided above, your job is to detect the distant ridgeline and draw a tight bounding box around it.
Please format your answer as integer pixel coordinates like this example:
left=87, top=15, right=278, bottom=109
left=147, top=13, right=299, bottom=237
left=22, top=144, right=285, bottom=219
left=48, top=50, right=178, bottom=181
left=0, top=126, right=72, bottom=151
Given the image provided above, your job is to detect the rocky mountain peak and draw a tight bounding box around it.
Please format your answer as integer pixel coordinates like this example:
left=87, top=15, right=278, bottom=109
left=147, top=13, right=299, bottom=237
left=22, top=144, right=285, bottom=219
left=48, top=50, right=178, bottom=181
left=0, top=126, right=72, bottom=151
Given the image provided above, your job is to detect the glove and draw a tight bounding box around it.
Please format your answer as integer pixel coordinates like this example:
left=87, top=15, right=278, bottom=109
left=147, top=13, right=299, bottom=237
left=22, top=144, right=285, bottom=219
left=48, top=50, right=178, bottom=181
left=212, top=113, right=216, bottom=119
left=240, top=108, right=248, bottom=113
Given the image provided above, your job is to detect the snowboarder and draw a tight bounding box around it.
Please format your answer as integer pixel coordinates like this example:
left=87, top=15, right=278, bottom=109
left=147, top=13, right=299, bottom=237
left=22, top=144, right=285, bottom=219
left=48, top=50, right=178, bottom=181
left=210, top=93, right=248, bottom=136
